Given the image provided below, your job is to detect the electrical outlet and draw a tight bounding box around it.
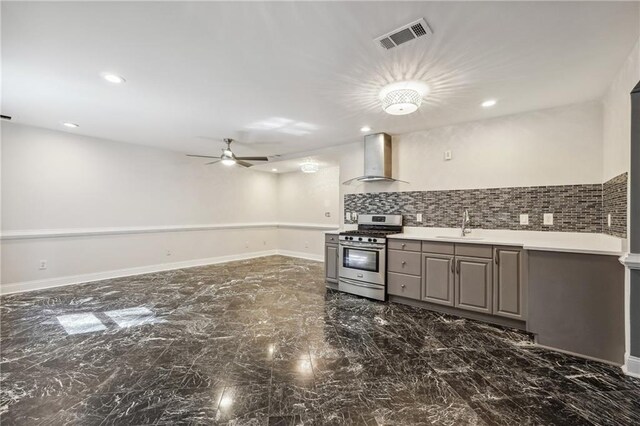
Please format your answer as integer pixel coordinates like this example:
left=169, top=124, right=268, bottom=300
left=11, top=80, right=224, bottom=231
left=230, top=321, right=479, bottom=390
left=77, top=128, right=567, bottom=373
left=39, top=260, right=47, bottom=270
left=353, top=212, right=358, bottom=220
left=304, top=241, right=309, bottom=248
left=519, top=214, right=529, bottom=225
left=346, top=212, right=352, bottom=221
left=325, top=212, right=331, bottom=217
left=166, top=250, right=171, bottom=257
left=543, top=213, right=554, bottom=226
left=416, top=213, right=423, bottom=222
left=607, top=213, right=612, bottom=227
left=444, top=150, right=452, bottom=161
left=245, top=241, right=249, bottom=248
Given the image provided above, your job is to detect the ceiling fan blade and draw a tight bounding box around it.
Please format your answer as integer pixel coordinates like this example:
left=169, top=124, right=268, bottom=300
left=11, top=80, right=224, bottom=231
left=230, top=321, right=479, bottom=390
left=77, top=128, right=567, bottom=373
left=205, top=160, right=221, bottom=165
left=187, top=154, right=221, bottom=159
left=236, top=160, right=254, bottom=168
left=235, top=156, right=269, bottom=161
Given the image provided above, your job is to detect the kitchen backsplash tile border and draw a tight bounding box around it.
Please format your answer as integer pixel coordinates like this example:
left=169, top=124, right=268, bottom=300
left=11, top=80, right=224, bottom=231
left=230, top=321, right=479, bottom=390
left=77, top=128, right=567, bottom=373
left=344, top=172, right=628, bottom=236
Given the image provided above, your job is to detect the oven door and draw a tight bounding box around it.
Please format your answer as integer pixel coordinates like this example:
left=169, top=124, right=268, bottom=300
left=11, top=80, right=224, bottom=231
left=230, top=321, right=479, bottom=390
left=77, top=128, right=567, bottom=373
left=339, top=242, right=386, bottom=286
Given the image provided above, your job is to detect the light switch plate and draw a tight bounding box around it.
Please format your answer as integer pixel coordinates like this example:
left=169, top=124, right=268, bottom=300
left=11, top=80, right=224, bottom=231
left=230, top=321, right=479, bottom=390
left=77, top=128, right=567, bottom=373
left=444, top=150, right=452, bottom=161
left=543, top=213, right=554, bottom=226
left=607, top=213, right=612, bottom=227
left=346, top=212, right=351, bottom=221
left=353, top=212, right=358, bottom=220
left=416, top=213, right=423, bottom=222
left=519, top=214, right=529, bottom=225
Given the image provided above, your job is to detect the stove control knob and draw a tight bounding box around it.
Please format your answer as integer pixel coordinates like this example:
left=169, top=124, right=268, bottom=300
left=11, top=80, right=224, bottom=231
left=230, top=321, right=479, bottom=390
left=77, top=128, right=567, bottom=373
left=373, top=238, right=377, bottom=243
left=368, top=238, right=372, bottom=242
left=358, top=237, right=363, bottom=241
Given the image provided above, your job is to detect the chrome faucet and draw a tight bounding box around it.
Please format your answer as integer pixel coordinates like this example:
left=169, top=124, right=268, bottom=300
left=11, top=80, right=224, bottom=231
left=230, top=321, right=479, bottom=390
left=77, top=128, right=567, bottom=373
left=461, top=209, right=471, bottom=237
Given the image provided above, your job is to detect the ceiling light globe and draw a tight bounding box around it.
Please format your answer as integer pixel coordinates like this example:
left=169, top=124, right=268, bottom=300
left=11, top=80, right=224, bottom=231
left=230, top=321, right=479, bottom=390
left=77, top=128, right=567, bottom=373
left=482, top=99, right=497, bottom=108
left=300, top=162, right=319, bottom=173
left=381, top=89, right=422, bottom=115
left=221, top=159, right=236, bottom=166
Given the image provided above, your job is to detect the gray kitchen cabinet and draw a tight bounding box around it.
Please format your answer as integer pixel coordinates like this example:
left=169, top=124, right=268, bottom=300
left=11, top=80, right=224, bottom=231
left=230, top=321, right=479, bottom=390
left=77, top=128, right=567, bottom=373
left=325, top=240, right=339, bottom=284
left=455, top=256, right=493, bottom=314
left=493, top=247, right=526, bottom=320
left=387, top=272, right=421, bottom=300
left=422, top=253, right=455, bottom=306
left=388, top=250, right=421, bottom=276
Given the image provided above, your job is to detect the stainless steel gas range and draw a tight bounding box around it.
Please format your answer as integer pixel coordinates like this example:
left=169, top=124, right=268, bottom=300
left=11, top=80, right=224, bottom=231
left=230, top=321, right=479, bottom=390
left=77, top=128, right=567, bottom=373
left=338, top=214, right=403, bottom=301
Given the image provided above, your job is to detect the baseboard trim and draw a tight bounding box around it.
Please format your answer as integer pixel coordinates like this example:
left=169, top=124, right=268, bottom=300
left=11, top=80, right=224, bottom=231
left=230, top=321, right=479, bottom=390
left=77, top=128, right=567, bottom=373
left=624, top=355, right=640, bottom=378
left=0, top=250, right=278, bottom=295
left=276, top=250, right=323, bottom=262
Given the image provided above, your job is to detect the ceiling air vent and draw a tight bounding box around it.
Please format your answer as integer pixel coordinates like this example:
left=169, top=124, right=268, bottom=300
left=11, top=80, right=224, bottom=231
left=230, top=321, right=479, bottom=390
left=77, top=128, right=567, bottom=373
left=374, top=18, right=432, bottom=50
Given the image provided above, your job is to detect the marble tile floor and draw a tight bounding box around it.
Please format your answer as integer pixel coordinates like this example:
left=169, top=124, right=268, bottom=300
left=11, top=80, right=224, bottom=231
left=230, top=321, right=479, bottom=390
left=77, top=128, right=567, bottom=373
left=1, top=255, right=639, bottom=425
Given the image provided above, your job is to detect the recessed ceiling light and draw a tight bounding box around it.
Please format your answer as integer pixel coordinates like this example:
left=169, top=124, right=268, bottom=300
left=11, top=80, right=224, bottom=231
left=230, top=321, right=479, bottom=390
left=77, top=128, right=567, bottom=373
left=271, top=168, right=278, bottom=172
left=62, top=122, right=79, bottom=128
left=101, top=73, right=125, bottom=84
left=360, top=126, right=371, bottom=132
left=300, top=162, right=319, bottom=173
left=481, top=99, right=497, bottom=108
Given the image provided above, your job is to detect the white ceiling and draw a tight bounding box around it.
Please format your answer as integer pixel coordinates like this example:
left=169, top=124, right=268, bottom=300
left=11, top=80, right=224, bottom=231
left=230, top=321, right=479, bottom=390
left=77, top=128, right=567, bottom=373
left=3, top=1, right=639, bottom=161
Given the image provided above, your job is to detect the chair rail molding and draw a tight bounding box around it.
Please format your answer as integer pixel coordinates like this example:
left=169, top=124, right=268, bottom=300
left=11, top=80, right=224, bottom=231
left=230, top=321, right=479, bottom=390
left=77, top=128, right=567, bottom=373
left=0, top=223, right=339, bottom=240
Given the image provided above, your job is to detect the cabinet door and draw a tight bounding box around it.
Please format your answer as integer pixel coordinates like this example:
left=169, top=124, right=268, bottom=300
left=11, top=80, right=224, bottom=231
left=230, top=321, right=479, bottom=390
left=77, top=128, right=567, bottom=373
left=325, top=244, right=338, bottom=283
left=422, top=253, right=455, bottom=306
left=455, top=256, right=493, bottom=314
left=493, top=248, right=525, bottom=319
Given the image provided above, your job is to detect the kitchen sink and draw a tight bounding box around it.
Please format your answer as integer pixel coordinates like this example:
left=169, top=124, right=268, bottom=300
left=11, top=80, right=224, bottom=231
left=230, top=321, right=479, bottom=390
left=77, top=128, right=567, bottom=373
left=435, top=236, right=484, bottom=241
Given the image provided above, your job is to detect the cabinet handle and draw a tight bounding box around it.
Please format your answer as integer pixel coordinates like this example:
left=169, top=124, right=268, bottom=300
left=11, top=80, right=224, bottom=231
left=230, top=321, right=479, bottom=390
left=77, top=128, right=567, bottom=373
left=401, top=284, right=406, bottom=289
left=456, top=260, right=460, bottom=274
left=450, top=260, right=454, bottom=273
left=401, top=261, right=406, bottom=266
left=495, top=253, right=499, bottom=265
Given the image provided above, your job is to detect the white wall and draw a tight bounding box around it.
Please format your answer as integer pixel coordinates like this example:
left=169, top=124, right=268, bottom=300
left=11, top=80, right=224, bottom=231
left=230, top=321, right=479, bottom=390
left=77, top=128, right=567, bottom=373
left=339, top=101, right=605, bottom=225
left=1, top=123, right=280, bottom=291
left=603, top=40, right=640, bottom=181
left=276, top=166, right=340, bottom=259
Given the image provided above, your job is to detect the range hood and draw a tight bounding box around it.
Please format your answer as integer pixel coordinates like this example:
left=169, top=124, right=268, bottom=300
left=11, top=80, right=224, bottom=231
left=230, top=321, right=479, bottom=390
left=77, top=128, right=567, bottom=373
left=342, top=133, right=408, bottom=185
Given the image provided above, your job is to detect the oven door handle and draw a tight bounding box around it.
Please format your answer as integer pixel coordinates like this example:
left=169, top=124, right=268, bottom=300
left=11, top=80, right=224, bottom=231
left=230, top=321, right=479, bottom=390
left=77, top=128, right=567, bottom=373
left=340, top=243, right=385, bottom=250
left=340, top=277, right=384, bottom=289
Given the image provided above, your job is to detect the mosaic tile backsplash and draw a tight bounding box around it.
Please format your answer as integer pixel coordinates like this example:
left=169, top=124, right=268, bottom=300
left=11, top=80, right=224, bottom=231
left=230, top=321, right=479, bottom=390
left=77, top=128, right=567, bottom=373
left=344, top=173, right=628, bottom=236
left=602, top=173, right=628, bottom=238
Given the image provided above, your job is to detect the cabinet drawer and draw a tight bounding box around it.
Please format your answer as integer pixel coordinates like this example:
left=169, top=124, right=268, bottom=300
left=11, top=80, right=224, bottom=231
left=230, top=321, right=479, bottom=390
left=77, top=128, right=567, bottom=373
left=387, top=250, right=421, bottom=276
left=325, top=234, right=339, bottom=244
left=455, top=243, right=493, bottom=258
left=422, top=241, right=454, bottom=255
left=388, top=239, right=421, bottom=252
left=387, top=273, right=421, bottom=299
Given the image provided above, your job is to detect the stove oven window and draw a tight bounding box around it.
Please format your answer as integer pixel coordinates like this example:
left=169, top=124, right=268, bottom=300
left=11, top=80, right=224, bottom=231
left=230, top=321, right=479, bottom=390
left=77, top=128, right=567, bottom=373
left=343, top=247, right=379, bottom=272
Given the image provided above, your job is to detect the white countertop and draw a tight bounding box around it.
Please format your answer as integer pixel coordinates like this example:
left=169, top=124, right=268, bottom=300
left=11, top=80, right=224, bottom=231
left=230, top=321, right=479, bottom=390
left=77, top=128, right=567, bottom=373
left=386, top=227, right=626, bottom=256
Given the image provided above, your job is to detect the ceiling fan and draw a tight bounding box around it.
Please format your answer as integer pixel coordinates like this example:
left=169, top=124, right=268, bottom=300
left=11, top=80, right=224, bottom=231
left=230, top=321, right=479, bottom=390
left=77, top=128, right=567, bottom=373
left=186, top=138, right=269, bottom=168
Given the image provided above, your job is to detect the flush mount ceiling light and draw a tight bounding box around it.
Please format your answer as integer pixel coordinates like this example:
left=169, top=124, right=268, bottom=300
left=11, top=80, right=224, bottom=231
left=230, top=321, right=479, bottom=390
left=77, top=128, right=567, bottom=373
left=300, top=162, right=319, bottom=173
left=360, top=126, right=371, bottom=132
left=62, top=122, right=79, bottom=128
left=379, top=81, right=428, bottom=115
left=482, top=99, right=497, bottom=108
left=271, top=168, right=278, bottom=172
left=101, top=73, right=126, bottom=84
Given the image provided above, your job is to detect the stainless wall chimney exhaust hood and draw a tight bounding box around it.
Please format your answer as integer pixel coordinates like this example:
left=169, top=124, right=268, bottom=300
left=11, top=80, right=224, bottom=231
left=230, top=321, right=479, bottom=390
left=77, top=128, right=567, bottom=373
left=342, top=133, right=408, bottom=185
